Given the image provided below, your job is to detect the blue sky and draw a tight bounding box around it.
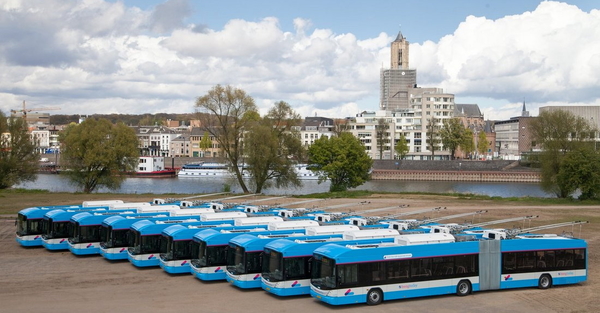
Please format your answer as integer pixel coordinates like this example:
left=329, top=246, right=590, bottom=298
left=1, top=0, right=600, bottom=120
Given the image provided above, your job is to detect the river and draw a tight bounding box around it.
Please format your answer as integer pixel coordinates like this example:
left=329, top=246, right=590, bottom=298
left=16, top=174, right=555, bottom=198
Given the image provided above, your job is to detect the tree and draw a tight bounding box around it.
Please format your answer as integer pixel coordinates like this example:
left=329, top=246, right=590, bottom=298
left=394, top=133, right=409, bottom=160
left=59, top=118, right=139, bottom=193
left=477, top=131, right=489, bottom=158
left=375, top=118, right=389, bottom=160
left=308, top=132, right=373, bottom=192
left=0, top=112, right=39, bottom=189
left=243, top=101, right=304, bottom=193
left=426, top=118, right=441, bottom=159
left=556, top=147, right=600, bottom=200
left=439, top=118, right=466, bottom=159
left=461, top=128, right=475, bottom=158
left=199, top=131, right=212, bottom=158
left=195, top=85, right=258, bottom=193
left=531, top=109, right=597, bottom=198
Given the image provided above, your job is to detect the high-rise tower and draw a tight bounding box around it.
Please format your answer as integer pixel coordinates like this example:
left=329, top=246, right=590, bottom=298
left=380, top=31, right=417, bottom=111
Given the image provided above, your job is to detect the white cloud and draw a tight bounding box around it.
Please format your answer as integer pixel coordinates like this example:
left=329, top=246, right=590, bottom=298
left=0, top=0, right=599, bottom=123
left=413, top=1, right=600, bottom=107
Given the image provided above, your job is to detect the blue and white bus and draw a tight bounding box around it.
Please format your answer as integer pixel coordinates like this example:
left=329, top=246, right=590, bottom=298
left=158, top=224, right=275, bottom=274
left=99, top=215, right=208, bottom=260
left=261, top=229, right=404, bottom=296
left=126, top=219, right=229, bottom=267
left=225, top=225, right=368, bottom=289
left=41, top=208, right=142, bottom=250
left=16, top=201, right=124, bottom=247
left=125, top=215, right=277, bottom=267
left=189, top=220, right=322, bottom=281
left=67, top=211, right=173, bottom=255
left=309, top=229, right=587, bottom=306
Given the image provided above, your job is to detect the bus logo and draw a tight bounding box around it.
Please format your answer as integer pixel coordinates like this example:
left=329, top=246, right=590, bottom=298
left=253, top=274, right=261, bottom=280
left=119, top=248, right=126, bottom=253
left=344, top=289, right=354, bottom=296
left=60, top=239, right=66, bottom=243
left=86, top=243, right=93, bottom=248
left=291, top=281, right=301, bottom=287
left=504, top=275, right=513, bottom=281
left=180, top=260, right=187, bottom=266
left=34, top=236, right=40, bottom=240
left=148, top=254, right=155, bottom=260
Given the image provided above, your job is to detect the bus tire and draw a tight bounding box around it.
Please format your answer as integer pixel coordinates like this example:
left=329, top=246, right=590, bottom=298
left=538, top=274, right=552, bottom=289
left=456, top=280, right=472, bottom=296
left=366, top=288, right=383, bottom=305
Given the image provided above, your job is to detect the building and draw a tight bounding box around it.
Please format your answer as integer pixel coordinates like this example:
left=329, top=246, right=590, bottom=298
left=132, top=125, right=181, bottom=157
left=348, top=86, right=455, bottom=161
left=380, top=31, right=417, bottom=111
left=493, top=102, right=535, bottom=160
left=299, top=116, right=335, bottom=147
left=453, top=104, right=495, bottom=159
left=539, top=105, right=600, bottom=132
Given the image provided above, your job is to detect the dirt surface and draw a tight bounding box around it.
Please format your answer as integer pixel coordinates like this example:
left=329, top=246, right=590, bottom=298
left=1, top=195, right=599, bottom=313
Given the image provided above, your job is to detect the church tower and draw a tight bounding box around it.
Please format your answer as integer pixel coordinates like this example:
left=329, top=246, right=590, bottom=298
left=391, top=31, right=409, bottom=69
left=380, top=30, right=416, bottom=110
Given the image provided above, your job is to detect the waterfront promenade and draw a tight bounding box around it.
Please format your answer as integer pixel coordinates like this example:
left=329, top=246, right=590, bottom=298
left=40, top=154, right=540, bottom=183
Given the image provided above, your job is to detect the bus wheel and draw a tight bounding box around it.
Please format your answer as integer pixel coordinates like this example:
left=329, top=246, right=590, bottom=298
left=456, top=280, right=472, bottom=296
left=538, top=274, right=552, bottom=289
left=366, top=288, right=383, bottom=305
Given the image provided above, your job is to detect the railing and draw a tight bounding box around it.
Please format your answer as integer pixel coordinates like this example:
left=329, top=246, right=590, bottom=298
left=371, top=169, right=541, bottom=182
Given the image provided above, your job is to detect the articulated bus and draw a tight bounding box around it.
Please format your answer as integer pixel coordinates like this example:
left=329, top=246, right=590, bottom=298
left=309, top=231, right=587, bottom=306
left=125, top=215, right=277, bottom=267
left=261, top=229, right=402, bottom=296
left=190, top=223, right=353, bottom=282
left=225, top=225, right=365, bottom=289
left=16, top=201, right=125, bottom=247
left=159, top=224, right=272, bottom=274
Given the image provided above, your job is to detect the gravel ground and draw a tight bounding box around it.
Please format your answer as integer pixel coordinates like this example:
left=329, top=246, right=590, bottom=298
left=1, top=195, right=598, bottom=313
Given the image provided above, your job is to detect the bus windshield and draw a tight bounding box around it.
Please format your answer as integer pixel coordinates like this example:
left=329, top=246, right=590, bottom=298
left=69, top=224, right=101, bottom=244
left=41, top=218, right=52, bottom=238
left=226, top=244, right=246, bottom=275
left=262, top=249, right=284, bottom=282
left=160, top=236, right=175, bottom=261
left=16, top=214, right=42, bottom=236
left=99, top=226, right=112, bottom=247
left=311, top=255, right=337, bottom=290
left=43, top=220, right=72, bottom=239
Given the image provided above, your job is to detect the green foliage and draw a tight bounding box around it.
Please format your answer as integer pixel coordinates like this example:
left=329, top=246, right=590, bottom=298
left=531, top=110, right=597, bottom=198
left=195, top=85, right=258, bottom=193
left=59, top=118, right=139, bottom=193
left=308, top=132, right=373, bottom=192
left=199, top=131, right=212, bottom=156
left=426, top=118, right=440, bottom=157
left=461, top=128, right=475, bottom=157
left=0, top=112, right=40, bottom=189
left=394, top=133, right=409, bottom=159
left=556, top=148, right=600, bottom=200
left=244, top=101, right=304, bottom=193
left=376, top=118, right=389, bottom=159
left=477, top=131, right=489, bottom=156
left=439, top=118, right=466, bottom=159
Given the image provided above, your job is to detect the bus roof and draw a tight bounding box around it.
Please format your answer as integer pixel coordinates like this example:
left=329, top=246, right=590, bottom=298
left=234, top=216, right=283, bottom=226
left=304, top=225, right=360, bottom=236
left=200, top=212, right=247, bottom=221
left=393, top=233, right=456, bottom=245
left=342, top=229, right=400, bottom=240
left=169, top=208, right=215, bottom=216
left=267, top=220, right=319, bottom=230
left=82, top=200, right=124, bottom=207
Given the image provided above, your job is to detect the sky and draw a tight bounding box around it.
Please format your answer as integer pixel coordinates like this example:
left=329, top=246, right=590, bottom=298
left=1, top=0, right=599, bottom=121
